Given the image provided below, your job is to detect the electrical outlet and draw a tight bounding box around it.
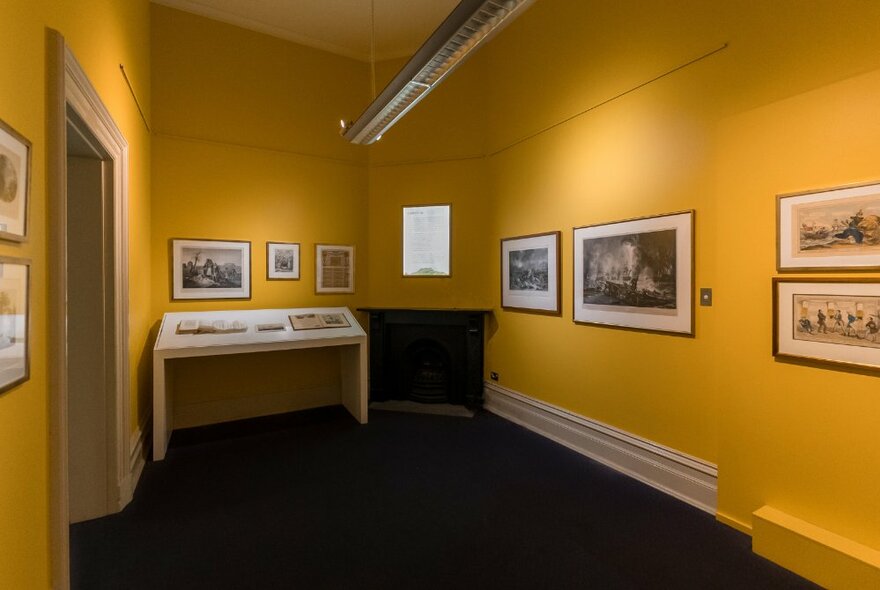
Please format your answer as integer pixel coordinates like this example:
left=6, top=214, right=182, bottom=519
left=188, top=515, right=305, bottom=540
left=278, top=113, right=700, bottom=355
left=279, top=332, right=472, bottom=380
left=490, top=371, right=499, bottom=381
left=700, top=288, right=713, bottom=306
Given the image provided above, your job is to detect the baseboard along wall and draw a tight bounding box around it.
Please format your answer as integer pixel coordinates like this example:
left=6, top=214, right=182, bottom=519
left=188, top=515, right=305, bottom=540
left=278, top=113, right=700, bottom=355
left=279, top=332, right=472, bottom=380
left=483, top=381, right=718, bottom=514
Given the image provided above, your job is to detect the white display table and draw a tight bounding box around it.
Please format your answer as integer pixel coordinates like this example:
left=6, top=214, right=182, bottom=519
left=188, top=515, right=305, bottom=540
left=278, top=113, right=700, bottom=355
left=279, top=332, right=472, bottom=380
left=152, top=307, right=368, bottom=460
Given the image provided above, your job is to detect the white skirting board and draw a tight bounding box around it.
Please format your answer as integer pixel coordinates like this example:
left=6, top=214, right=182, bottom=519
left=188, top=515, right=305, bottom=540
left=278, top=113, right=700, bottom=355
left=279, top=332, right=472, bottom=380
left=483, top=382, right=718, bottom=514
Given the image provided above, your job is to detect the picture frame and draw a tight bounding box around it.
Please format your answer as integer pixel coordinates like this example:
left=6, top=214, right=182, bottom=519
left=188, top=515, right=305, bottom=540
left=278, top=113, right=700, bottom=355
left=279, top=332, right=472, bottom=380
left=501, top=231, right=561, bottom=314
left=0, top=118, right=31, bottom=242
left=0, top=257, right=30, bottom=394
left=171, top=238, right=251, bottom=300
left=315, top=244, right=354, bottom=294
left=573, top=210, right=694, bottom=335
left=773, top=277, right=880, bottom=371
left=778, top=180, right=880, bottom=271
left=266, top=241, right=300, bottom=280
left=402, top=204, right=451, bottom=277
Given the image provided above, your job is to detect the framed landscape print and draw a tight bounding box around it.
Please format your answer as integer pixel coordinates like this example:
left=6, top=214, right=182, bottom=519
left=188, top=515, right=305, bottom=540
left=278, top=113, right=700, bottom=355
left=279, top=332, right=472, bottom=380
left=402, top=204, right=451, bottom=277
left=0, top=257, right=29, bottom=394
left=774, top=278, right=880, bottom=370
left=0, top=118, right=31, bottom=242
left=573, top=210, right=694, bottom=335
left=501, top=231, right=561, bottom=314
left=778, top=181, right=880, bottom=271
left=171, top=238, right=251, bottom=300
left=316, top=244, right=354, bottom=293
left=266, top=241, right=300, bottom=280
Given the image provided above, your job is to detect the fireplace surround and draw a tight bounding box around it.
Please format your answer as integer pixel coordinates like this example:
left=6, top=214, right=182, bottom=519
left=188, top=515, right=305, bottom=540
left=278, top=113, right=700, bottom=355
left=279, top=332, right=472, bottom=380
left=359, top=308, right=489, bottom=408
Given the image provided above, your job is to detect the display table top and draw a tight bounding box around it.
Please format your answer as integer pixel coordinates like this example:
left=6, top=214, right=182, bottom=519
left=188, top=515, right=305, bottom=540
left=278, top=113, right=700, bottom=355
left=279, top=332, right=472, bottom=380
left=154, top=306, right=365, bottom=353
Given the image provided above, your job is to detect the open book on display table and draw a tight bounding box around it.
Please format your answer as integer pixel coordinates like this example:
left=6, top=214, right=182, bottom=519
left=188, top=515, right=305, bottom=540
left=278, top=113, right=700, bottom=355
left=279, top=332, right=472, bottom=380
left=289, top=312, right=351, bottom=330
left=176, top=319, right=248, bottom=334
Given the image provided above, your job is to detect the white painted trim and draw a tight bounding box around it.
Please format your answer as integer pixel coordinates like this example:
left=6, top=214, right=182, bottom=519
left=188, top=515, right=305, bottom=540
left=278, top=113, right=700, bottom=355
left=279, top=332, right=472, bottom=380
left=124, top=417, right=151, bottom=504
left=483, top=382, right=718, bottom=514
left=49, top=30, right=133, bottom=589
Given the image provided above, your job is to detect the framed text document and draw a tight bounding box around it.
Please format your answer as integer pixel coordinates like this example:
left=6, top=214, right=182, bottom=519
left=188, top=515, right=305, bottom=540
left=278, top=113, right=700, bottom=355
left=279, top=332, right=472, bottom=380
left=402, top=204, right=451, bottom=277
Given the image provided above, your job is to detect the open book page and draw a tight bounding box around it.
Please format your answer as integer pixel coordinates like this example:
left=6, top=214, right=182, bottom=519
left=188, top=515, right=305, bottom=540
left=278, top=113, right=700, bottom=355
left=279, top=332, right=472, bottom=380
left=176, top=319, right=247, bottom=334
left=289, top=312, right=351, bottom=330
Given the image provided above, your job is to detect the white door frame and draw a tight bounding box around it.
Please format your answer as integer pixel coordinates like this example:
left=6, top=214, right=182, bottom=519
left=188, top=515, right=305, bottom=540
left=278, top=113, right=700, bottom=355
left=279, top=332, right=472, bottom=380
left=48, top=31, right=132, bottom=589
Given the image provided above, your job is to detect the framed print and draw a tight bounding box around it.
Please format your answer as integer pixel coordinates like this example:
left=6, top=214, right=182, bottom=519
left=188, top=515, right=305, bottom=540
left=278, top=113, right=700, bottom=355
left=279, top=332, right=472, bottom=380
left=501, top=231, right=561, bottom=314
left=266, top=241, right=300, bottom=280
left=316, top=244, right=354, bottom=293
left=774, top=278, right=880, bottom=370
left=573, top=210, right=694, bottom=335
left=778, top=180, right=880, bottom=271
left=0, top=118, right=31, bottom=242
left=171, top=238, right=251, bottom=300
left=402, top=204, right=451, bottom=277
left=0, top=257, right=29, bottom=394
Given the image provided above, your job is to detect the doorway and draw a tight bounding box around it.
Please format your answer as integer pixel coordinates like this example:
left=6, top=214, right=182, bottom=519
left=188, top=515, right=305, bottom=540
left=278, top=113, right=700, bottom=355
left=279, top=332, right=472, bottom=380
left=49, top=33, right=132, bottom=589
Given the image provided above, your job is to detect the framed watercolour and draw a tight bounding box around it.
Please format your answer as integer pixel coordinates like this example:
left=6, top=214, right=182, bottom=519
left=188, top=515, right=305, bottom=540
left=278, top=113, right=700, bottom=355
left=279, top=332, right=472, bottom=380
left=778, top=181, right=880, bottom=271
left=0, top=118, right=31, bottom=242
left=316, top=244, right=354, bottom=293
left=774, top=278, right=880, bottom=370
left=266, top=241, right=300, bottom=280
left=171, top=238, right=251, bottom=300
left=402, top=204, right=451, bottom=277
left=0, top=257, right=29, bottom=394
left=501, top=231, right=561, bottom=314
left=573, top=210, right=694, bottom=335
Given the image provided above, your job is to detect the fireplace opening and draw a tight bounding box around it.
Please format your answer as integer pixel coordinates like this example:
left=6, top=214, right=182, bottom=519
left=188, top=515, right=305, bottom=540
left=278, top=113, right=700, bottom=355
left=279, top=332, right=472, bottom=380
left=405, top=339, right=451, bottom=404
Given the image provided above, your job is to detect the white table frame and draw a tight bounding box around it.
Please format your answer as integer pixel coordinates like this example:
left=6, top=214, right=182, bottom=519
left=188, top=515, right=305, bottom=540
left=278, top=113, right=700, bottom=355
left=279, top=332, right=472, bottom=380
left=152, top=307, right=368, bottom=460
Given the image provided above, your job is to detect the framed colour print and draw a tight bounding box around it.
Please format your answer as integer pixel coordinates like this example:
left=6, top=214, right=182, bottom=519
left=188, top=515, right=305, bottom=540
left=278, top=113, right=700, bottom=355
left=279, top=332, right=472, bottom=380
left=402, top=204, right=451, bottom=277
left=171, top=238, right=251, bottom=300
left=778, top=180, right=880, bottom=271
left=501, top=231, right=561, bottom=314
left=774, top=278, right=880, bottom=371
left=0, top=257, right=29, bottom=394
left=266, top=241, right=300, bottom=280
left=316, top=244, right=354, bottom=293
left=573, top=210, right=694, bottom=335
left=0, top=118, right=31, bottom=242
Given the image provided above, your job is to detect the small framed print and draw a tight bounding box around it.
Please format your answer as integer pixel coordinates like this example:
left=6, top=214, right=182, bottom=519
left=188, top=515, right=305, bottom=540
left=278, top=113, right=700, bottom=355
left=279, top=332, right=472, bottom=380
left=0, top=257, right=29, bottom=394
left=573, top=210, right=694, bottom=335
left=316, top=244, right=354, bottom=294
left=778, top=180, right=880, bottom=271
left=266, top=241, right=300, bottom=280
left=0, top=118, right=31, bottom=242
left=774, top=278, right=880, bottom=371
left=501, top=231, right=561, bottom=314
left=171, top=238, right=251, bottom=300
left=403, top=204, right=451, bottom=277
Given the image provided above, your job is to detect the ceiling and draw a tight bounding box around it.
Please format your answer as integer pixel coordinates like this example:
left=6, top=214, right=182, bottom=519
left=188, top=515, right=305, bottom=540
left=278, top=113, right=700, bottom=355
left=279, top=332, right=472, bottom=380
left=151, top=0, right=461, bottom=62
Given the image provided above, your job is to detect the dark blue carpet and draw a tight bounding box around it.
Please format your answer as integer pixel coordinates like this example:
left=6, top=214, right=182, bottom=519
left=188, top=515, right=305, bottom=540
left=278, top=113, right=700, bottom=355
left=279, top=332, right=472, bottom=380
left=71, top=407, right=818, bottom=589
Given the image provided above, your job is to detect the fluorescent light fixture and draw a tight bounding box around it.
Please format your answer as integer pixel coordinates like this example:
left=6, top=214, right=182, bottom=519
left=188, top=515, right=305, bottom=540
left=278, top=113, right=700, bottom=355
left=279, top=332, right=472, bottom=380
left=341, top=0, right=535, bottom=145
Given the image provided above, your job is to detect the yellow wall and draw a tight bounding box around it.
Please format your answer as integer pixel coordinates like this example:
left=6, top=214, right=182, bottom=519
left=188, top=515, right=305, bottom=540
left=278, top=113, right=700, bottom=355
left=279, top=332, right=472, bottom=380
left=366, top=0, right=880, bottom=584
left=150, top=6, right=370, bottom=418
left=0, top=0, right=151, bottom=586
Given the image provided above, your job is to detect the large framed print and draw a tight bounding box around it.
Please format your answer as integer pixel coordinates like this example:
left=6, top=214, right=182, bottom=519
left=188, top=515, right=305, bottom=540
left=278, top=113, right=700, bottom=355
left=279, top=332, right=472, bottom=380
left=171, top=238, right=251, bottom=300
left=573, top=211, right=694, bottom=335
left=266, top=241, right=300, bottom=280
left=402, top=204, right=450, bottom=277
left=0, top=118, right=31, bottom=242
left=501, top=231, right=561, bottom=314
left=774, top=278, right=880, bottom=370
left=778, top=181, right=880, bottom=271
left=316, top=244, right=354, bottom=293
left=0, top=257, right=29, bottom=394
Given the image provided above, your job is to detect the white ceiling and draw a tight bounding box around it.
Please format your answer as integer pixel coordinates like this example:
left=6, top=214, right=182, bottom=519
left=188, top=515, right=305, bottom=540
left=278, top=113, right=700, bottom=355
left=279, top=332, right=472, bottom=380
left=152, top=0, right=461, bottom=62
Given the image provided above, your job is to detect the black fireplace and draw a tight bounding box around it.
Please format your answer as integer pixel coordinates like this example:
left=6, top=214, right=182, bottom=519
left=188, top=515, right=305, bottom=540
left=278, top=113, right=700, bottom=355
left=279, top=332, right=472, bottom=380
left=359, top=308, right=489, bottom=408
